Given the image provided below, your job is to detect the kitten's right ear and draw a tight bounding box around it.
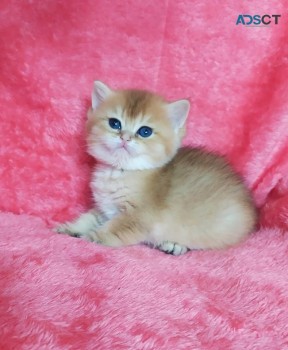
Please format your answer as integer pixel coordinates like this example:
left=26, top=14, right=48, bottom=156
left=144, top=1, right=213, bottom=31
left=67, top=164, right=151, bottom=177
left=92, top=81, right=113, bottom=110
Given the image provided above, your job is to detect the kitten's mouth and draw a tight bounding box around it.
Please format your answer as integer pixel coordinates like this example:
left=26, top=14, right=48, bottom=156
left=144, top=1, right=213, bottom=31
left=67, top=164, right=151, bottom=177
left=118, top=141, right=131, bottom=154
left=118, top=145, right=131, bottom=155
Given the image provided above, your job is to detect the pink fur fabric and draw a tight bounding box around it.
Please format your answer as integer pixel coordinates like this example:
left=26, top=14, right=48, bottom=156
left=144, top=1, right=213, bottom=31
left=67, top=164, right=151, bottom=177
left=1, top=1, right=287, bottom=349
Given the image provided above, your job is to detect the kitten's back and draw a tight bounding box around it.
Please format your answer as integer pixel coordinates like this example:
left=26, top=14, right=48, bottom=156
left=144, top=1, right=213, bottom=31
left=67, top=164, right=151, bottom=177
left=170, top=147, right=248, bottom=196
left=147, top=147, right=257, bottom=249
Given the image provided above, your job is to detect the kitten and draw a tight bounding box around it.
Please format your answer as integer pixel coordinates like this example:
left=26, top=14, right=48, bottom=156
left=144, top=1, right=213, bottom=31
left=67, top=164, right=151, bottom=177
left=57, top=81, right=257, bottom=255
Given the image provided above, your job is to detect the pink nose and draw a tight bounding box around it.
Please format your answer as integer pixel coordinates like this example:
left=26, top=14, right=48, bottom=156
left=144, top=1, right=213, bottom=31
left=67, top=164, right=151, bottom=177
left=120, top=132, right=132, bottom=142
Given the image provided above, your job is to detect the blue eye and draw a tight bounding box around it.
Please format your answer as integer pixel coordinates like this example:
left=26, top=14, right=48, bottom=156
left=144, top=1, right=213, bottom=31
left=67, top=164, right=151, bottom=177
left=108, top=118, right=121, bottom=130
left=137, top=126, right=153, bottom=138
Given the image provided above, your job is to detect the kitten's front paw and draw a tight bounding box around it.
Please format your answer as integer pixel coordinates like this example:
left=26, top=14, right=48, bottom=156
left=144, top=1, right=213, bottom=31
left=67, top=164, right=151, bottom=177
left=55, top=224, right=83, bottom=238
left=90, top=229, right=124, bottom=247
left=157, top=241, right=189, bottom=256
left=55, top=211, right=104, bottom=240
left=55, top=223, right=94, bottom=242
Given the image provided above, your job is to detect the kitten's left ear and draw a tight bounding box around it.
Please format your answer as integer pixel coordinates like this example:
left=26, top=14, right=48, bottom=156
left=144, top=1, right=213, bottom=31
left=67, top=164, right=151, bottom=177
left=167, top=99, right=190, bottom=129
left=92, top=81, right=113, bottom=110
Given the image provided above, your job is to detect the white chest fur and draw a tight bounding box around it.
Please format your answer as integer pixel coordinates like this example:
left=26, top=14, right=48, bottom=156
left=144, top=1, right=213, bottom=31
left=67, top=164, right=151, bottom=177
left=91, top=165, right=138, bottom=219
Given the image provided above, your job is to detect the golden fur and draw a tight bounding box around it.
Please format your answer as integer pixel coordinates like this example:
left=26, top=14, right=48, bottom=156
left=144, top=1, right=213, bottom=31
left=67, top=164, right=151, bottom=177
left=57, top=81, right=257, bottom=255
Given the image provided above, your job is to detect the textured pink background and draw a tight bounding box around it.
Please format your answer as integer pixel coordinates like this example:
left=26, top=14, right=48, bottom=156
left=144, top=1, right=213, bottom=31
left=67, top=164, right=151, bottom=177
left=1, top=1, right=288, bottom=349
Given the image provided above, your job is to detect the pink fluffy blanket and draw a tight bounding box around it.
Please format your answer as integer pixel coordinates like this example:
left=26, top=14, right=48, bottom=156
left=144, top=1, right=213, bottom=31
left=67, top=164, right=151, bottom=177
left=1, top=1, right=288, bottom=349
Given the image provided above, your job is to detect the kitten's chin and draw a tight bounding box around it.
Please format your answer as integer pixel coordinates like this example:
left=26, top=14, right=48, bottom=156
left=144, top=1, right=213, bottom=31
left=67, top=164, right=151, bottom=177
left=88, top=145, right=173, bottom=170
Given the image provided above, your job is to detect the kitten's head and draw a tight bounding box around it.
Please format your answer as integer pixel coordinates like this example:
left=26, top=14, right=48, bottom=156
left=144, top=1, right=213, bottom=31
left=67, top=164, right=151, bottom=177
left=87, top=81, right=190, bottom=170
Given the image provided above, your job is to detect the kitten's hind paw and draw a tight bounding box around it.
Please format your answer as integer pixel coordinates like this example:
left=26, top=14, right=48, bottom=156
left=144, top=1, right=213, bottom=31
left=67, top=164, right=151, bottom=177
left=157, top=241, right=189, bottom=256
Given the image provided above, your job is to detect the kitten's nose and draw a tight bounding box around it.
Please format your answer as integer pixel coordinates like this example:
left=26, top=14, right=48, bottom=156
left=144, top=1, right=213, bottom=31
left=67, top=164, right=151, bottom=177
left=120, top=132, right=132, bottom=142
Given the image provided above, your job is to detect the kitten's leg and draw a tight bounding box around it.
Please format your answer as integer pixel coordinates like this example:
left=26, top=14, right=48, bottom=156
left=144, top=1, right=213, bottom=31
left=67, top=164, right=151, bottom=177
left=85, top=214, right=146, bottom=247
left=56, top=210, right=105, bottom=238
left=157, top=241, right=189, bottom=256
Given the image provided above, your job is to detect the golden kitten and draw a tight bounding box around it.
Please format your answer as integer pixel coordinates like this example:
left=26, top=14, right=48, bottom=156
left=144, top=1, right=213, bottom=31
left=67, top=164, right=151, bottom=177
left=57, top=81, right=257, bottom=255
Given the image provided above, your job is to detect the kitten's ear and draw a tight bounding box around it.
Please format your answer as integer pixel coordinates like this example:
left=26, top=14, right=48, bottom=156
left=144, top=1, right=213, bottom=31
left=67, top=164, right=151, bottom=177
left=167, top=99, right=190, bottom=129
left=92, top=81, right=113, bottom=109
